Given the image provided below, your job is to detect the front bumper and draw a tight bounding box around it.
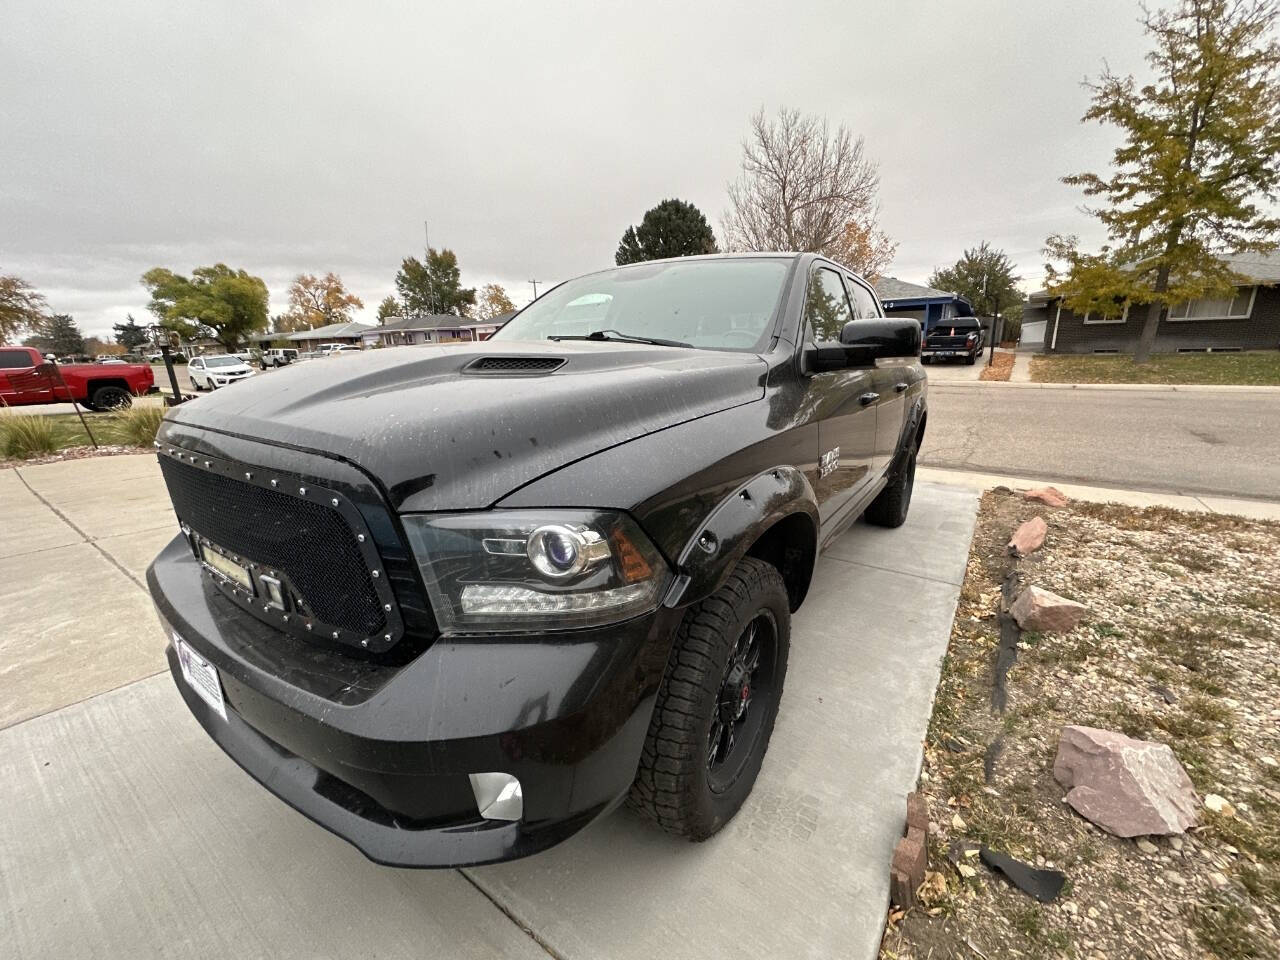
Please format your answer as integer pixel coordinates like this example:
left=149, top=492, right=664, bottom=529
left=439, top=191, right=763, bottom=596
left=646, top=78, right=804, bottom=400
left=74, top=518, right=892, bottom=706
left=147, top=534, right=677, bottom=867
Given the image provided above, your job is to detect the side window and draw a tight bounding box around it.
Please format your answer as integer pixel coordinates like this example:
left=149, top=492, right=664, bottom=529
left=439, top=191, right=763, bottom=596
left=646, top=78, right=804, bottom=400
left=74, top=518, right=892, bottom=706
left=803, top=267, right=855, bottom=343
left=0, top=349, right=34, bottom=369
left=846, top=277, right=881, bottom=319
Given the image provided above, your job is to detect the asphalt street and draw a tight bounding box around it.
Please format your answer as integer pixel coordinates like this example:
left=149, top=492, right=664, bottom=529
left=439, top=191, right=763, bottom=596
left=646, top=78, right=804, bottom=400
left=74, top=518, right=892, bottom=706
left=921, top=383, right=1280, bottom=502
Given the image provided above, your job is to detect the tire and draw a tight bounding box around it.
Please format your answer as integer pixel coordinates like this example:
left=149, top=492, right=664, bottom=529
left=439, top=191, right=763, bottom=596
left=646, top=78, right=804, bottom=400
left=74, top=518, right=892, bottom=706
left=630, top=556, right=790, bottom=841
left=865, top=438, right=917, bottom=528
left=965, top=352, right=977, bottom=365
left=921, top=355, right=931, bottom=365
left=90, top=385, right=132, bottom=410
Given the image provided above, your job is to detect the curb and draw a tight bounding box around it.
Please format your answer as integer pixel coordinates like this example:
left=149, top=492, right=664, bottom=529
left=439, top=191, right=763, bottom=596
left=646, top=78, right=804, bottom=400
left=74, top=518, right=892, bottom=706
left=917, top=467, right=1280, bottom=521
left=926, top=380, right=1280, bottom=393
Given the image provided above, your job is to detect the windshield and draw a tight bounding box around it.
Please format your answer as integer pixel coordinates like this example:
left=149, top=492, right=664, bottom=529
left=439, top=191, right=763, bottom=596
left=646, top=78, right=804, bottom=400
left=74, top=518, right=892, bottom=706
left=204, top=356, right=243, bottom=368
left=492, top=258, right=791, bottom=352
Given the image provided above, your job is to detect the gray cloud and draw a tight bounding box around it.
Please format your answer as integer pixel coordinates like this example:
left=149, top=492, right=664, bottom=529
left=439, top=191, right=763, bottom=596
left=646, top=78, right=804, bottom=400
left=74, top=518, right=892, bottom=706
left=1, top=0, right=1149, bottom=337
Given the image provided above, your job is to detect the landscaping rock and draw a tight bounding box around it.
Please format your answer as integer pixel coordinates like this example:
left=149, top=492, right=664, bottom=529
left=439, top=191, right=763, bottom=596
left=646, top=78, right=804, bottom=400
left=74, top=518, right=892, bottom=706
left=890, top=791, right=929, bottom=908
left=1010, top=585, right=1088, bottom=633
left=1053, top=726, right=1199, bottom=837
left=1023, top=486, right=1069, bottom=507
left=1008, top=516, right=1048, bottom=556
left=1204, top=794, right=1236, bottom=817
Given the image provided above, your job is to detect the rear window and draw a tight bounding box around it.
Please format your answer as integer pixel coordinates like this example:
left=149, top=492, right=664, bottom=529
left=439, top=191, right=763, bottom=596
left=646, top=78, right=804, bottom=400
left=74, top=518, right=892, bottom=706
left=0, top=349, right=34, bottom=369
left=941, top=318, right=980, bottom=332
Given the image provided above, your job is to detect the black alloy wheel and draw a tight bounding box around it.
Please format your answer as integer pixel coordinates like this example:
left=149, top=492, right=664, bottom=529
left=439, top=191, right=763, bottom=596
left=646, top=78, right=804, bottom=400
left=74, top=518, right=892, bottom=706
left=706, top=610, right=779, bottom=792
left=630, top=556, right=791, bottom=840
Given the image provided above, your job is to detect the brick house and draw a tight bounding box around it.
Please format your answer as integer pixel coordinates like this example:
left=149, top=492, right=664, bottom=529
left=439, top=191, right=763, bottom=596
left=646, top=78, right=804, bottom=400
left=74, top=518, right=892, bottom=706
left=365, top=314, right=504, bottom=347
left=1026, top=252, right=1280, bottom=354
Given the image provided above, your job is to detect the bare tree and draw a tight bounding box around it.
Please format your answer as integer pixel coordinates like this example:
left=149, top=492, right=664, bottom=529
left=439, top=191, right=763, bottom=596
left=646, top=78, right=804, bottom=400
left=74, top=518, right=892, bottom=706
left=722, top=108, right=886, bottom=264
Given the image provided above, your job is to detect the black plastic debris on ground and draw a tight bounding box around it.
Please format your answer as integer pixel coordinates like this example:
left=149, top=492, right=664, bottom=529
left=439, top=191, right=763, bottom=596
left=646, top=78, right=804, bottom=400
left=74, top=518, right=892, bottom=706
left=979, top=846, right=1067, bottom=903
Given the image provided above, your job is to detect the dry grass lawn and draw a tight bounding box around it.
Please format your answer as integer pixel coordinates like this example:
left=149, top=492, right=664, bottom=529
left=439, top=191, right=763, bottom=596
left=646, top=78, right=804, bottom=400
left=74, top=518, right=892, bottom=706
left=1030, top=351, right=1280, bottom=386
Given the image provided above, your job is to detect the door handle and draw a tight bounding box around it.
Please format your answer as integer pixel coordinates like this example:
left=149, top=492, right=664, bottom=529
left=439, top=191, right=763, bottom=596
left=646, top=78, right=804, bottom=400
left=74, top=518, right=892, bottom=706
left=859, top=392, right=879, bottom=406
left=894, top=381, right=909, bottom=393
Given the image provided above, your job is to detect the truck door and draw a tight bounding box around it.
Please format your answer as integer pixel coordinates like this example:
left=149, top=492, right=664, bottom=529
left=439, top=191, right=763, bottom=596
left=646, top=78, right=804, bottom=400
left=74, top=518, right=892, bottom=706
left=802, top=266, right=878, bottom=528
left=0, top=348, right=48, bottom=404
left=847, top=275, right=909, bottom=476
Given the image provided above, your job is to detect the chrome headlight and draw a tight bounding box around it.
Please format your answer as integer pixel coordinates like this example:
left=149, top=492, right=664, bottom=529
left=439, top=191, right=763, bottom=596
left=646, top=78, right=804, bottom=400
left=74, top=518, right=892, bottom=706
left=402, top=510, right=669, bottom=634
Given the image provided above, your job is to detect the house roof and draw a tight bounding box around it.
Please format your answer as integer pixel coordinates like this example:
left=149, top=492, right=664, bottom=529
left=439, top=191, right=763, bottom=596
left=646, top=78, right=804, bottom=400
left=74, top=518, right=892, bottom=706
left=875, top=277, right=969, bottom=305
left=375, top=314, right=503, bottom=333
left=1029, top=251, right=1280, bottom=302
left=285, top=321, right=373, bottom=341
left=1224, top=251, right=1280, bottom=283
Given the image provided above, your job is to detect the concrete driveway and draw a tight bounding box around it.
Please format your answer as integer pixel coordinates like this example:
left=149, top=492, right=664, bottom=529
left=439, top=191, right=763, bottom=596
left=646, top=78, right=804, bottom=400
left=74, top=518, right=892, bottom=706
left=920, top=355, right=988, bottom=381
left=1, top=455, right=977, bottom=960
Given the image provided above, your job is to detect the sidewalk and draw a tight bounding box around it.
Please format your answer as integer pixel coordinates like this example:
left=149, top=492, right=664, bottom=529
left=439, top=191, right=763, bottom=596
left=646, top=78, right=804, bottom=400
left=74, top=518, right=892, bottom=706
left=1009, top=352, right=1032, bottom=382
left=918, top=466, right=1280, bottom=520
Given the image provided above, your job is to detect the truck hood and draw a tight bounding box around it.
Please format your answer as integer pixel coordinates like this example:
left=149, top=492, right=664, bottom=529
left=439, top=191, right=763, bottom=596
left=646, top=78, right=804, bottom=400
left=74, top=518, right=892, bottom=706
left=164, top=340, right=766, bottom=510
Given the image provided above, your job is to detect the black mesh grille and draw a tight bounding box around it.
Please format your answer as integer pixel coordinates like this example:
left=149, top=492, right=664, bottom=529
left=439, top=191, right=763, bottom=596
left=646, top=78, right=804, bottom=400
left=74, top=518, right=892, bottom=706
left=159, top=457, right=386, bottom=636
left=465, top=356, right=565, bottom=373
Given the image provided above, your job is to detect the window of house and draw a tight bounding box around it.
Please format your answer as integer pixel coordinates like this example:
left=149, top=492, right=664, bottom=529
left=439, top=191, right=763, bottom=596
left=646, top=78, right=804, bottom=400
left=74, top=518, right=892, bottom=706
left=1167, top=287, right=1255, bottom=321
left=1082, top=303, right=1129, bottom=325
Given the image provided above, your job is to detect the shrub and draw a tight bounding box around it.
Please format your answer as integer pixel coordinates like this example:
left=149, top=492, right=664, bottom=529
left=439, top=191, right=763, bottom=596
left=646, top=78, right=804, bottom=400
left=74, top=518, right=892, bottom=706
left=0, top=411, right=59, bottom=458
left=112, top=405, right=166, bottom=447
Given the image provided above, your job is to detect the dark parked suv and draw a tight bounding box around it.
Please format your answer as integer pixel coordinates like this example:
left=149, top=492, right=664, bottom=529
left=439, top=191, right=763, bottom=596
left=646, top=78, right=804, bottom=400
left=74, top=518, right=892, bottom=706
left=147, top=253, right=927, bottom=867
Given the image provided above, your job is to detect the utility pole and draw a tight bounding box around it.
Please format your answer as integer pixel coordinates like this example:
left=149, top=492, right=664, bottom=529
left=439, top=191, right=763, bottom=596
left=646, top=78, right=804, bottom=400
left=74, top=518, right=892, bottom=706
left=424, top=220, right=437, bottom=315
left=528, top=279, right=542, bottom=301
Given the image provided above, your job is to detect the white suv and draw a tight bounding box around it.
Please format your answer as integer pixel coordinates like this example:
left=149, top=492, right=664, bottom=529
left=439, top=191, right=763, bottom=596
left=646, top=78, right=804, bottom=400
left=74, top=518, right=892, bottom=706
left=189, top=355, right=254, bottom=391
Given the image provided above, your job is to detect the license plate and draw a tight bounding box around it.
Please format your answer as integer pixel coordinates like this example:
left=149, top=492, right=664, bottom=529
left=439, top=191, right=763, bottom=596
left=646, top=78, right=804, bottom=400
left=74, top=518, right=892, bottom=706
left=199, top=542, right=254, bottom=592
left=174, top=631, right=227, bottom=721
left=932, top=351, right=957, bottom=356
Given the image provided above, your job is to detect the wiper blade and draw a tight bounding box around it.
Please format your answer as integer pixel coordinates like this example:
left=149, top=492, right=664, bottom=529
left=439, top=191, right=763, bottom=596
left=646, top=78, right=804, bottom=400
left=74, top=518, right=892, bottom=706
left=548, top=329, right=692, bottom=348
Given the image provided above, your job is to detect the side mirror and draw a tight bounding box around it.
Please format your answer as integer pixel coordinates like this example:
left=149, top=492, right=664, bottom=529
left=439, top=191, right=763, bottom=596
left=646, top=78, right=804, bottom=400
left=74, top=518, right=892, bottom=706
left=840, top=318, right=922, bottom=359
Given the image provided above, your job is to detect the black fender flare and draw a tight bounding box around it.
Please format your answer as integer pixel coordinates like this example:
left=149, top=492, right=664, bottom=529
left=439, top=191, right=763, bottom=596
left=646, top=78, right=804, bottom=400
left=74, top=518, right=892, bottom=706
left=661, top=465, right=819, bottom=611
left=891, top=397, right=927, bottom=471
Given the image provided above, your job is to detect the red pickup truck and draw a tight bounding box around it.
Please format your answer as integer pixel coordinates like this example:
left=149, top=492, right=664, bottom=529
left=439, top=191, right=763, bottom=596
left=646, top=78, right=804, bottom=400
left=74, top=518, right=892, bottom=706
left=0, top=346, right=156, bottom=411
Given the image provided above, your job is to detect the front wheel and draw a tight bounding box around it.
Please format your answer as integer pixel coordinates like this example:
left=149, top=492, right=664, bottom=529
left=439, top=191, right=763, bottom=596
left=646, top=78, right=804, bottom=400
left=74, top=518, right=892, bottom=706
left=630, top=556, right=790, bottom=841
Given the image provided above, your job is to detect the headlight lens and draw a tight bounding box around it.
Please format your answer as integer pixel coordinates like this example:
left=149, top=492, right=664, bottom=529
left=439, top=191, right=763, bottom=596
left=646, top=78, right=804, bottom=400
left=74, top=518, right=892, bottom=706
left=402, top=510, right=669, bottom=634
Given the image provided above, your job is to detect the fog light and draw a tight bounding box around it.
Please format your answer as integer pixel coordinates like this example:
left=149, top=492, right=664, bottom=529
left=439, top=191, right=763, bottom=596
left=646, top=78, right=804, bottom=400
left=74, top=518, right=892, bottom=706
left=469, top=772, right=523, bottom=821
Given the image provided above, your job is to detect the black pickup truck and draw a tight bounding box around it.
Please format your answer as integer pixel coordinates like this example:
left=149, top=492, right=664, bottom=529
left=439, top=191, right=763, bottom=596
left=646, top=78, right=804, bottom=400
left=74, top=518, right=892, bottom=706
left=147, top=253, right=927, bottom=867
left=921, top=316, right=984, bottom=365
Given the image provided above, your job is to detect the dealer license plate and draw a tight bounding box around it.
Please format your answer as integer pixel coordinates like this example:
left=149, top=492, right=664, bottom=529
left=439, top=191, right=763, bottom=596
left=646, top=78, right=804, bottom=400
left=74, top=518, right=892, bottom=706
left=174, top=631, right=227, bottom=721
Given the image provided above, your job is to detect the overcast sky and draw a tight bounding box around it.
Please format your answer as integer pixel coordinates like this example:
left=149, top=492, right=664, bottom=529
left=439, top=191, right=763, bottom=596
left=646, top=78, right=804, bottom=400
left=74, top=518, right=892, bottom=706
left=2, top=0, right=1155, bottom=339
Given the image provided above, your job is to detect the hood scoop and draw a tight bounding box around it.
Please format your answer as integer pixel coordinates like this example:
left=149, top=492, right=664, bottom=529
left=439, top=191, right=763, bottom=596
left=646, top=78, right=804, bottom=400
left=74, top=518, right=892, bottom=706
left=464, top=355, right=566, bottom=375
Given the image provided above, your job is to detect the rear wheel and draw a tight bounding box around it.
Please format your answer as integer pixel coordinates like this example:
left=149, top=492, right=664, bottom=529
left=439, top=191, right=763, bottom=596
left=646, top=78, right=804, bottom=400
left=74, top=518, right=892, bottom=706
left=630, top=556, right=790, bottom=841
left=865, top=439, right=917, bottom=528
left=965, top=352, right=977, bottom=365
left=90, top=385, right=131, bottom=410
